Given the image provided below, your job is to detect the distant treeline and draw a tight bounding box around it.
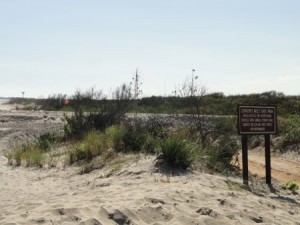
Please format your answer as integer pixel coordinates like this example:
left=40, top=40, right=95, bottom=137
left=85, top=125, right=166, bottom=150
left=9, top=91, right=300, bottom=116
left=136, top=91, right=300, bottom=115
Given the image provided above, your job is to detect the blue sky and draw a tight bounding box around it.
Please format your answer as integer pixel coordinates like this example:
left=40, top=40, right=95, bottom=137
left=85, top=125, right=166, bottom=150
left=1, top=0, right=300, bottom=98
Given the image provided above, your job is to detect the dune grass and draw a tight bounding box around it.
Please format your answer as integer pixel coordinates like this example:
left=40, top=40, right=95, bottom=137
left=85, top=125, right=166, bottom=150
left=7, top=144, right=44, bottom=167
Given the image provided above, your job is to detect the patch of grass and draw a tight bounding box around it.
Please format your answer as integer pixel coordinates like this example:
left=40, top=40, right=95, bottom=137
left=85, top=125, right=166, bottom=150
left=225, top=179, right=249, bottom=191
left=105, top=125, right=126, bottom=151
left=22, top=147, right=44, bottom=167
left=283, top=180, right=299, bottom=192
left=159, top=138, right=197, bottom=169
left=69, top=131, right=111, bottom=164
left=7, top=147, right=23, bottom=166
left=105, top=163, right=123, bottom=177
left=7, top=132, right=63, bottom=167
left=84, top=131, right=110, bottom=156
left=7, top=144, right=44, bottom=167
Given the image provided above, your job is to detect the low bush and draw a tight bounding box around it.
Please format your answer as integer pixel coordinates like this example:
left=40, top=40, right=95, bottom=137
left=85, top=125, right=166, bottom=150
left=69, top=147, right=89, bottom=163
left=144, top=116, right=168, bottom=139
left=84, top=131, right=110, bottom=156
left=37, top=132, right=61, bottom=151
left=122, top=122, right=147, bottom=152
left=213, top=117, right=237, bottom=135
left=279, top=116, right=300, bottom=149
left=105, top=125, right=126, bottom=151
left=69, top=131, right=111, bottom=163
left=36, top=93, right=67, bottom=111
left=64, top=108, right=89, bottom=138
left=64, top=84, right=132, bottom=139
left=143, top=136, right=160, bottom=154
left=207, top=136, right=239, bottom=172
left=159, top=138, right=197, bottom=169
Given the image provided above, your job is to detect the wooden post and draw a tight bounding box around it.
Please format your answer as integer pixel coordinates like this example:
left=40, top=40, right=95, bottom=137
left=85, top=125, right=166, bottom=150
left=242, top=135, right=248, bottom=185
left=265, top=134, right=271, bottom=184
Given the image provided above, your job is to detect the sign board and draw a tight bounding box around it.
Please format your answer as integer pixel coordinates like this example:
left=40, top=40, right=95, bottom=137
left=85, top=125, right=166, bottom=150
left=238, top=106, right=277, bottom=135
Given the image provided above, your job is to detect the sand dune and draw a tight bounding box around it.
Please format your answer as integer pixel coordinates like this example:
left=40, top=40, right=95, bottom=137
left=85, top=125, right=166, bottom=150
left=1, top=155, right=300, bottom=225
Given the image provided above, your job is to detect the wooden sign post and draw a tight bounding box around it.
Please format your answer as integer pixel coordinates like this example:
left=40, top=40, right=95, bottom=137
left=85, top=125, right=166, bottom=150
left=238, top=106, right=277, bottom=185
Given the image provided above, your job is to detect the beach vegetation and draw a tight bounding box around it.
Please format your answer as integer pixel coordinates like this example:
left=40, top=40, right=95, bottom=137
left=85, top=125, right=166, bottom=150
left=69, top=131, right=110, bottom=163
left=283, top=180, right=299, bottom=192
left=142, top=135, right=160, bottom=154
left=206, top=135, right=239, bottom=173
left=64, top=84, right=132, bottom=138
left=158, top=137, right=197, bottom=169
left=122, top=121, right=147, bottom=152
left=7, top=143, right=44, bottom=167
left=9, top=90, right=300, bottom=117
left=225, top=179, right=249, bottom=191
left=105, top=125, right=126, bottom=151
left=278, top=115, right=300, bottom=150
left=105, top=163, right=123, bottom=177
left=37, top=132, right=61, bottom=151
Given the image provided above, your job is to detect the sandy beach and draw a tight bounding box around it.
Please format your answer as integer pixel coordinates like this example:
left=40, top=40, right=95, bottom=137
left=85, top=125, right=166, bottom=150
left=0, top=100, right=299, bottom=225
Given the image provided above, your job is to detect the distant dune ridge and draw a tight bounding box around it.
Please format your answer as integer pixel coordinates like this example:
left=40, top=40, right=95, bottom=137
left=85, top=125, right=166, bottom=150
left=0, top=100, right=300, bottom=225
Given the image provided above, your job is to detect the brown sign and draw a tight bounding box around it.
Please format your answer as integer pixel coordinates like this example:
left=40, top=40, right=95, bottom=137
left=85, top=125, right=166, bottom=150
left=238, top=106, right=277, bottom=134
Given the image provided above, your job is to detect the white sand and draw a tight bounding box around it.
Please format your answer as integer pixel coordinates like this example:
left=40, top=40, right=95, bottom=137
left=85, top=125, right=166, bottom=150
left=0, top=155, right=300, bottom=225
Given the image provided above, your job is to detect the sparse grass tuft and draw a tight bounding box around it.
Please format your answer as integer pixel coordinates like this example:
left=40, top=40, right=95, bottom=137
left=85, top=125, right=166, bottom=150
left=7, top=144, right=44, bottom=167
left=105, top=163, right=123, bottom=177
left=225, top=179, right=249, bottom=191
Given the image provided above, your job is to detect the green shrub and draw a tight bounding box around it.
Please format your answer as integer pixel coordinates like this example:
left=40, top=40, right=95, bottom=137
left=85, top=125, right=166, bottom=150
left=35, top=93, right=67, bottom=111
left=284, top=180, right=299, bottom=192
left=279, top=116, right=300, bottom=148
left=143, top=136, right=160, bottom=154
left=64, top=84, right=132, bottom=139
left=64, top=108, right=89, bottom=138
left=159, top=138, right=196, bottom=169
left=84, top=131, right=109, bottom=156
left=69, top=147, right=87, bottom=163
left=105, top=125, right=126, bottom=151
left=214, top=117, right=237, bottom=135
left=37, top=132, right=61, bottom=151
left=207, top=136, right=238, bottom=172
left=122, top=123, right=147, bottom=152
left=69, top=131, right=110, bottom=163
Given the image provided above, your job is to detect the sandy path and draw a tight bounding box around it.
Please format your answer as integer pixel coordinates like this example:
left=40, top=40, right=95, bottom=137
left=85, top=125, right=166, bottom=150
left=238, top=149, right=300, bottom=184
left=0, top=100, right=65, bottom=155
